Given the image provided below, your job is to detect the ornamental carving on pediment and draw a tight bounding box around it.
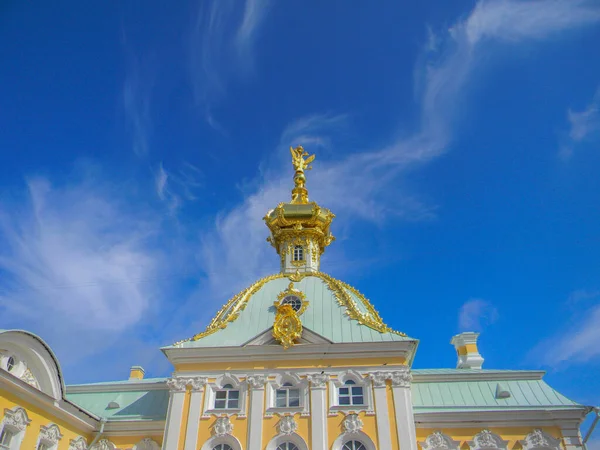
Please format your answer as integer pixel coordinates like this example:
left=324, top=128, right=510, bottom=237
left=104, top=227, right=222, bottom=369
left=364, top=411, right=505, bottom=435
left=213, top=416, right=234, bottom=437
left=40, top=423, right=63, bottom=444
left=470, top=430, right=508, bottom=450
left=133, top=437, right=161, bottom=450
left=68, top=436, right=88, bottom=450
left=521, top=429, right=561, bottom=450
left=247, top=375, right=266, bottom=389
left=342, top=413, right=363, bottom=433
left=421, top=431, right=462, bottom=450
left=21, top=368, right=40, bottom=389
left=90, top=439, right=116, bottom=450
left=277, top=416, right=298, bottom=435
left=307, top=373, right=330, bottom=389
left=3, top=407, right=31, bottom=432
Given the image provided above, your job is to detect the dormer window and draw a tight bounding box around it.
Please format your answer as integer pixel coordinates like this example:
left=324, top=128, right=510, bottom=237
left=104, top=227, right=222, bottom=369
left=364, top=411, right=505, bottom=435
left=338, top=380, right=364, bottom=405
left=6, top=356, right=15, bottom=373
left=293, top=245, right=304, bottom=261
left=215, top=384, right=239, bottom=409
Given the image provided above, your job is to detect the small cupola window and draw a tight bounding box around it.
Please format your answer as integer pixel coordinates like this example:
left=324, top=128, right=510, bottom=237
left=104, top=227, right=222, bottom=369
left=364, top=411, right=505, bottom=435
left=282, top=295, right=302, bottom=312
left=293, top=245, right=304, bottom=261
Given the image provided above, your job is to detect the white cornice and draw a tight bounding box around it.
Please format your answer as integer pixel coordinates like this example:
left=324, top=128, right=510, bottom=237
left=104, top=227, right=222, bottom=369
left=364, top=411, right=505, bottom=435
left=163, top=341, right=416, bottom=366
left=0, top=369, right=99, bottom=431
left=103, top=419, right=166, bottom=436
left=414, top=407, right=588, bottom=428
left=412, top=370, right=546, bottom=382
left=66, top=380, right=167, bottom=394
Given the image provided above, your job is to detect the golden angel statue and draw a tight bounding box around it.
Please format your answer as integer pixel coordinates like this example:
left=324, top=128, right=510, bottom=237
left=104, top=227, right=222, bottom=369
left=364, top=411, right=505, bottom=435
left=290, top=146, right=315, bottom=172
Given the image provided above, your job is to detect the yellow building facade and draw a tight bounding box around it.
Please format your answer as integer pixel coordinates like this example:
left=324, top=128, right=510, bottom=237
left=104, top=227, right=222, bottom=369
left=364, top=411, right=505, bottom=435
left=0, top=147, right=596, bottom=450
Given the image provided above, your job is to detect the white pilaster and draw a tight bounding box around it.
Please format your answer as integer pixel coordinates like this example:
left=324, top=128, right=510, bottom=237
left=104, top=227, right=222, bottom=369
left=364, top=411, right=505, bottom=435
left=369, top=373, right=392, bottom=449
left=561, top=424, right=585, bottom=450
left=184, top=377, right=207, bottom=450
left=247, top=375, right=266, bottom=450
left=163, top=378, right=188, bottom=450
left=390, top=370, right=417, bottom=450
left=308, top=373, right=330, bottom=450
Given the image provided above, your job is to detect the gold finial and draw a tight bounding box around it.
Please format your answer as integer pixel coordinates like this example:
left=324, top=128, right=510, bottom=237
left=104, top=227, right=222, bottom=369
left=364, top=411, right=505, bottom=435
left=290, top=146, right=315, bottom=204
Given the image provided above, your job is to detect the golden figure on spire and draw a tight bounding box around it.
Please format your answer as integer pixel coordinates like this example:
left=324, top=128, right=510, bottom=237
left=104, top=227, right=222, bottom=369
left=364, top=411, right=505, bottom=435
left=290, top=145, right=315, bottom=204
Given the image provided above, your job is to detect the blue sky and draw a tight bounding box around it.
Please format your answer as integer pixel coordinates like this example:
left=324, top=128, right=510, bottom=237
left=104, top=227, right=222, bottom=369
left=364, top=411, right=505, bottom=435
left=1, top=0, right=600, bottom=428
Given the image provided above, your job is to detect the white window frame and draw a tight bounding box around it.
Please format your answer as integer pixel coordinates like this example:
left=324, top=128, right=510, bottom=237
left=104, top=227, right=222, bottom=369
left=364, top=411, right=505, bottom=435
left=266, top=433, right=309, bottom=450
left=202, top=374, right=247, bottom=418
left=328, top=370, right=374, bottom=416
left=200, top=435, right=243, bottom=450
left=0, top=407, right=31, bottom=450
left=332, top=431, right=376, bottom=450
left=265, top=373, right=309, bottom=417
left=293, top=246, right=304, bottom=261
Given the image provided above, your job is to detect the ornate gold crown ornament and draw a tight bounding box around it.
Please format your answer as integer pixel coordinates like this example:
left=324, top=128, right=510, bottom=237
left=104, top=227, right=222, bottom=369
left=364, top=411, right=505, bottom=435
left=263, top=146, right=335, bottom=260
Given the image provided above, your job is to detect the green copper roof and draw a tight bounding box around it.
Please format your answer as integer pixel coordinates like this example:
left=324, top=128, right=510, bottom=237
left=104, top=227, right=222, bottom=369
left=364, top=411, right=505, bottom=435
left=66, top=389, right=169, bottom=421
left=412, top=378, right=581, bottom=412
left=62, top=370, right=582, bottom=422
left=169, top=274, right=413, bottom=348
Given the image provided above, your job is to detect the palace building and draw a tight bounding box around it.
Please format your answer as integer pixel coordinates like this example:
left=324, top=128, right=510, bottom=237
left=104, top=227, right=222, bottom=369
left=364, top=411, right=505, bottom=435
left=0, top=147, right=594, bottom=450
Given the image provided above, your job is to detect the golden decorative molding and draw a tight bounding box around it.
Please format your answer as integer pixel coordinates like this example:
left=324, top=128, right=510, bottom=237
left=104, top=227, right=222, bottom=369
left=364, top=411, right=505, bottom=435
left=173, top=272, right=406, bottom=346
left=275, top=282, right=309, bottom=316
left=272, top=303, right=302, bottom=350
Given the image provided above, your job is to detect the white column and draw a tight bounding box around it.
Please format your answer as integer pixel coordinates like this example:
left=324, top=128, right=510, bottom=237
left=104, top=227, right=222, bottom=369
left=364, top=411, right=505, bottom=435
left=184, top=377, right=207, bottom=450
left=308, top=373, right=330, bottom=450
left=246, top=375, right=266, bottom=450
left=369, top=373, right=392, bottom=449
left=390, top=370, right=417, bottom=450
left=163, top=378, right=188, bottom=450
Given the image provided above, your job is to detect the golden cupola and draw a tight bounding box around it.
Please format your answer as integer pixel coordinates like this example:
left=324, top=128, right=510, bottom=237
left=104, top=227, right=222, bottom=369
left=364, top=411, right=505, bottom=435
left=264, top=146, right=335, bottom=274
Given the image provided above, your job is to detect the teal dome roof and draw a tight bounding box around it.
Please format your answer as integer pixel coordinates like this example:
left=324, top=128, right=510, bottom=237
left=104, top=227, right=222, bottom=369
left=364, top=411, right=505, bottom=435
left=171, top=272, right=413, bottom=348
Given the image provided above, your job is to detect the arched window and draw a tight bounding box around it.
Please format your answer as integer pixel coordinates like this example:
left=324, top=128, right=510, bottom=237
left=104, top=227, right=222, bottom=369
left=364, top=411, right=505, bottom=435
left=293, top=246, right=304, bottom=261
left=275, top=382, right=300, bottom=408
left=212, top=445, right=233, bottom=450
left=342, top=442, right=367, bottom=450
left=276, top=444, right=299, bottom=450
left=338, top=380, right=364, bottom=405
left=6, top=356, right=15, bottom=373
left=215, top=384, right=239, bottom=409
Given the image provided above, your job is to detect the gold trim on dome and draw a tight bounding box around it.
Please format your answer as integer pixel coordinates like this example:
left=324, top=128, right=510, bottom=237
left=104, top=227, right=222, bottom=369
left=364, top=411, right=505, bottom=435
left=272, top=303, right=302, bottom=350
left=275, top=282, right=309, bottom=316
left=173, top=272, right=406, bottom=346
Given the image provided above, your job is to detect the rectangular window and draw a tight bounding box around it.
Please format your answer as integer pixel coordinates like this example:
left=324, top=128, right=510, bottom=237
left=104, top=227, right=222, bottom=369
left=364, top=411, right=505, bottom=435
left=0, top=429, right=13, bottom=449
left=338, top=385, right=364, bottom=405
left=215, top=389, right=240, bottom=409
left=275, top=387, right=301, bottom=408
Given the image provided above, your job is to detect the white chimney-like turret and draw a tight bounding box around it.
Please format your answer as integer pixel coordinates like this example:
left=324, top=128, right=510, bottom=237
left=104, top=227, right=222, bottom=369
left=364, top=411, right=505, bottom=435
left=451, top=332, right=484, bottom=369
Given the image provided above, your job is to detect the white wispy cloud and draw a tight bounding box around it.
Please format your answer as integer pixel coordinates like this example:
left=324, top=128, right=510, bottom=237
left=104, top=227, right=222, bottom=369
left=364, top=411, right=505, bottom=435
left=560, top=87, right=600, bottom=160
left=195, top=0, right=600, bottom=297
left=535, top=289, right=600, bottom=367
left=121, top=40, right=154, bottom=156
left=0, top=173, right=163, bottom=366
left=458, top=299, right=499, bottom=331
left=154, top=162, right=203, bottom=215
left=189, top=0, right=271, bottom=114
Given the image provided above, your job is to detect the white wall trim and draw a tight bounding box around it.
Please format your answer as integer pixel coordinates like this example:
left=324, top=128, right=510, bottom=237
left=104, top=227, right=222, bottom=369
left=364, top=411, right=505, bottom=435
left=420, top=431, right=461, bottom=450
